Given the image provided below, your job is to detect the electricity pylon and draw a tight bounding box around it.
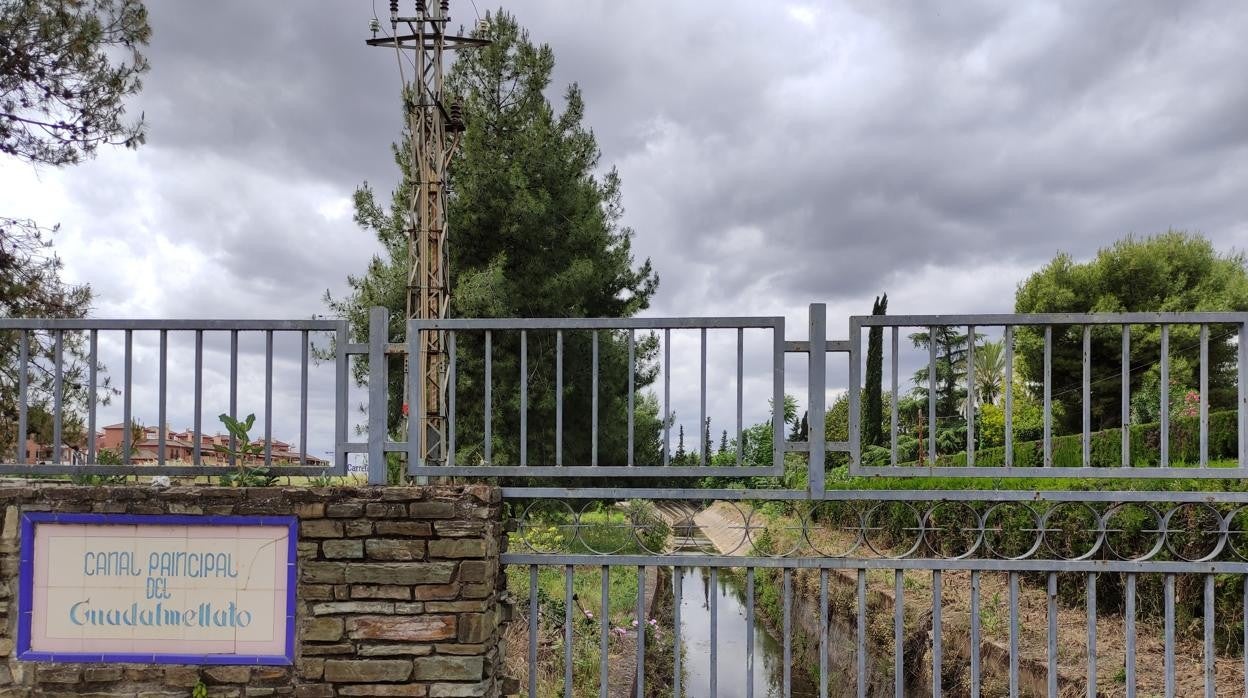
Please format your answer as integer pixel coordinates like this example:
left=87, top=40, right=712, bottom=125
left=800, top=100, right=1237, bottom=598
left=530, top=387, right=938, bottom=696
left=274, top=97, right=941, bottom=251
left=367, top=1, right=488, bottom=467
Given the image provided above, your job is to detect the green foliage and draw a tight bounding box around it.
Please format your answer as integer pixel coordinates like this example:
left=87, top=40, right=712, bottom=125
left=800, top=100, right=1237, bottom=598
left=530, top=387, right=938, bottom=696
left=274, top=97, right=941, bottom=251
left=0, top=0, right=150, bottom=164
left=213, top=413, right=276, bottom=487
left=864, top=294, right=887, bottom=447
left=910, top=326, right=975, bottom=421
left=192, top=681, right=208, bottom=698
left=328, top=12, right=660, bottom=470
left=1014, top=232, right=1248, bottom=434
left=972, top=340, right=1005, bottom=406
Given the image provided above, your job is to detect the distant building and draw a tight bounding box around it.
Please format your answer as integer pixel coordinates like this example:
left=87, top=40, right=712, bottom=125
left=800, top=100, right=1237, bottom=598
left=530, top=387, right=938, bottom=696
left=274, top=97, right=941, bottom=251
left=25, top=422, right=325, bottom=466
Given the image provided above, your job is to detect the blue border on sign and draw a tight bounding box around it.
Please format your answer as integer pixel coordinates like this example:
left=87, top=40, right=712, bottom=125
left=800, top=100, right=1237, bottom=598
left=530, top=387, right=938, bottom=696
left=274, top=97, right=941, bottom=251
left=16, top=512, right=298, bottom=665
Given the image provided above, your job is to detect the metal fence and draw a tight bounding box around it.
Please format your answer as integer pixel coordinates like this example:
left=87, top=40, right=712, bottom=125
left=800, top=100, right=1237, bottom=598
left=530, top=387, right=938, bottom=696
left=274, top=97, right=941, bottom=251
left=6, top=306, right=1248, bottom=695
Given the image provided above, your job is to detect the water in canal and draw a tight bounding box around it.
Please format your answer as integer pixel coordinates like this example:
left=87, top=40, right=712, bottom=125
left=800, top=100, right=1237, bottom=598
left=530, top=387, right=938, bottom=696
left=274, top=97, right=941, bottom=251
left=674, top=567, right=819, bottom=697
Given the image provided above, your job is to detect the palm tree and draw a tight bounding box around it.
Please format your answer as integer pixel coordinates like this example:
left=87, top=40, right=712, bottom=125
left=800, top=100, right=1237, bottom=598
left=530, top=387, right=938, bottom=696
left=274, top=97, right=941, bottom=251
left=973, top=340, right=1006, bottom=406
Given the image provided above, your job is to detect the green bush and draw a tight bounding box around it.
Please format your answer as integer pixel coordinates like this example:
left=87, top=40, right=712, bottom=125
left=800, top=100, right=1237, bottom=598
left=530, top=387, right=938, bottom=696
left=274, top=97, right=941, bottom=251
left=933, top=409, right=1238, bottom=468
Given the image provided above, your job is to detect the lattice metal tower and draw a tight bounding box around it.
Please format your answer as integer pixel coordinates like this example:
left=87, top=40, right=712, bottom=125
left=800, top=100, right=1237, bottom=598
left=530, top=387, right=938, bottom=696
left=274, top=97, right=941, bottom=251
left=367, top=1, right=488, bottom=466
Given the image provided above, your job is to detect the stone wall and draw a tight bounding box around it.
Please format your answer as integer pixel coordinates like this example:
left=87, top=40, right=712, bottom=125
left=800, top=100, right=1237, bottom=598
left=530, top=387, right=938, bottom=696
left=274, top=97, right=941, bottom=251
left=0, top=484, right=509, bottom=697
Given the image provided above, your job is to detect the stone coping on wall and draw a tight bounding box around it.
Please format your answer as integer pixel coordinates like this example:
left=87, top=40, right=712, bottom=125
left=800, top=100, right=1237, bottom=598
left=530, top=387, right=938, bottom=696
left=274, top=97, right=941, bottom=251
left=0, top=484, right=509, bottom=698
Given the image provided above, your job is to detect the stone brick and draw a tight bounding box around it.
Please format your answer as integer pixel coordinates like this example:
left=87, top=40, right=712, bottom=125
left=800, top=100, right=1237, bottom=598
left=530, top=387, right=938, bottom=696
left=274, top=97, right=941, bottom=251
left=365, top=539, right=426, bottom=561
left=302, top=616, right=344, bottom=641
left=411, top=656, right=483, bottom=681
left=295, top=686, right=335, bottom=698
left=393, top=602, right=424, bottom=613
left=312, top=601, right=395, bottom=615
left=345, top=520, right=374, bottom=537
left=365, top=502, right=407, bottom=518
left=323, top=660, right=412, bottom=683
left=204, top=666, right=252, bottom=684
left=326, top=502, right=365, bottom=518
left=163, top=666, right=202, bottom=687
left=410, top=583, right=460, bottom=601
left=36, top=666, right=80, bottom=683
left=428, top=683, right=489, bottom=698
left=350, top=584, right=412, bottom=600
left=459, top=582, right=492, bottom=599
left=302, top=584, right=335, bottom=601
left=428, top=539, right=486, bottom=559
left=344, top=562, right=455, bottom=585
left=408, top=501, right=455, bottom=518
left=301, top=562, right=347, bottom=584
left=322, top=538, right=364, bottom=559
left=296, top=541, right=320, bottom=558
left=83, top=666, right=124, bottom=682
left=301, top=643, right=355, bottom=656
left=456, top=561, right=491, bottom=583
left=346, top=614, right=456, bottom=641
left=300, top=519, right=343, bottom=538
left=297, top=658, right=325, bottom=680
left=125, top=666, right=164, bottom=681
left=435, top=643, right=487, bottom=655
left=357, top=643, right=435, bottom=657
left=296, top=502, right=325, bottom=518
left=339, top=685, right=428, bottom=696
left=374, top=521, right=432, bottom=537
left=424, top=600, right=488, bottom=613
left=457, top=612, right=492, bottom=643
left=433, top=520, right=486, bottom=538
left=252, top=667, right=291, bottom=682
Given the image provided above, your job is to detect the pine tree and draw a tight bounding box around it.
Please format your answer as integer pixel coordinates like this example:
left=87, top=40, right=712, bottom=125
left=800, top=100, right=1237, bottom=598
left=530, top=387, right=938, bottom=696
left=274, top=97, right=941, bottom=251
left=674, top=424, right=687, bottom=463
left=864, top=294, right=887, bottom=446
left=328, top=12, right=660, bottom=466
left=719, top=429, right=728, bottom=454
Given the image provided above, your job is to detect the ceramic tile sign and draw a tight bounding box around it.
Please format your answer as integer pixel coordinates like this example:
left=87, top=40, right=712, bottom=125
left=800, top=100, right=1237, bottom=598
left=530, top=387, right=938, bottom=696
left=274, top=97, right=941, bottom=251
left=17, top=513, right=297, bottom=665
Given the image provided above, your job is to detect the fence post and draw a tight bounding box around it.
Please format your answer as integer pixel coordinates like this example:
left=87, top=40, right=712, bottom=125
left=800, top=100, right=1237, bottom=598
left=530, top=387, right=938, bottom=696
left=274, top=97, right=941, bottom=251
left=848, top=314, right=862, bottom=474
left=368, top=306, right=389, bottom=485
left=808, top=304, right=826, bottom=496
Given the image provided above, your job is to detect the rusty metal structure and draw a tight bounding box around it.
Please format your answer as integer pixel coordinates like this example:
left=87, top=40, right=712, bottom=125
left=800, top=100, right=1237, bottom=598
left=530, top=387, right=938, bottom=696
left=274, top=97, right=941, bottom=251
left=366, top=1, right=488, bottom=466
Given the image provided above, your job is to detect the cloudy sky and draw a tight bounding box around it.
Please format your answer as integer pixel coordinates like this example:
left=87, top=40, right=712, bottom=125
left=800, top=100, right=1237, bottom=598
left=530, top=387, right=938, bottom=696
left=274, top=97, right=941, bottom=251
left=4, top=1, right=1248, bottom=465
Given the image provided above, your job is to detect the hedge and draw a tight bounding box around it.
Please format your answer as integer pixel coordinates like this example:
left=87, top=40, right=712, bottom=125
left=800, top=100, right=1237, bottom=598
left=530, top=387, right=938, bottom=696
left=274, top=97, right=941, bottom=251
left=931, top=409, right=1238, bottom=468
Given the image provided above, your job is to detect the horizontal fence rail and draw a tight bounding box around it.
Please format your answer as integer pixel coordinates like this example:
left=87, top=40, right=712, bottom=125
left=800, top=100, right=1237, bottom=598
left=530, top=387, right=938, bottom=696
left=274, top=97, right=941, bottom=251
left=0, top=317, right=352, bottom=477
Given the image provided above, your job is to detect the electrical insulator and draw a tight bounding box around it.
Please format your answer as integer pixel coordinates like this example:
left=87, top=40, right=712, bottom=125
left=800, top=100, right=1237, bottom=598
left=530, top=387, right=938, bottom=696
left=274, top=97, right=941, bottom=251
left=369, top=18, right=381, bottom=36
left=476, top=18, right=489, bottom=35
left=440, top=0, right=450, bottom=12
left=389, top=0, right=398, bottom=16
left=415, top=0, right=425, bottom=12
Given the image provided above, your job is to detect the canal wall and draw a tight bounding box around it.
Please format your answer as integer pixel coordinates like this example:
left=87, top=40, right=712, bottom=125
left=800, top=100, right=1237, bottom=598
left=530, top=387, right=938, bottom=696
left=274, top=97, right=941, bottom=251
left=0, top=484, right=511, bottom=697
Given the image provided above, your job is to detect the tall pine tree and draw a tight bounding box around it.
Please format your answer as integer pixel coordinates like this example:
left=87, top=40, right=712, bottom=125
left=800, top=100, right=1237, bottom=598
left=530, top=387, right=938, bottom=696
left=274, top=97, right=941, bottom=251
left=328, top=12, right=660, bottom=467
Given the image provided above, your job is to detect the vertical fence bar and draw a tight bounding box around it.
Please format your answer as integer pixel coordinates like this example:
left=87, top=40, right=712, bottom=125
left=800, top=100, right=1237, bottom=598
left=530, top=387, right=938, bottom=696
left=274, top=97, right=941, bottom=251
left=592, top=330, right=598, bottom=466
left=1047, top=572, right=1058, bottom=698
left=1161, top=324, right=1170, bottom=467
left=890, top=326, right=899, bottom=466
left=88, top=330, right=97, bottom=463
left=699, top=327, right=707, bottom=467
left=600, top=566, right=609, bottom=698
left=334, top=323, right=348, bottom=474
left=1087, top=573, right=1097, bottom=698
left=858, top=568, right=867, bottom=698
left=528, top=565, right=538, bottom=698
left=408, top=320, right=423, bottom=479
left=713, top=569, right=723, bottom=698
left=1204, top=574, right=1214, bottom=698
left=1009, top=572, right=1019, bottom=698
left=819, top=569, right=828, bottom=698
left=448, top=331, right=457, bottom=466
left=728, top=329, right=738, bottom=469
left=809, top=304, right=826, bottom=495
left=123, top=329, right=132, bottom=464
left=673, top=566, right=682, bottom=698
left=783, top=568, right=792, bottom=697
left=1123, top=325, right=1132, bottom=467
left=1243, top=579, right=1247, bottom=698
left=52, top=330, right=62, bottom=464
left=968, top=571, right=978, bottom=698
left=16, top=332, right=27, bottom=464
left=933, top=570, right=943, bottom=697
left=264, top=329, right=273, bottom=466
left=229, top=329, right=237, bottom=460
left=484, top=330, right=492, bottom=465
left=747, top=568, right=755, bottom=698
left=158, top=330, right=167, bottom=465
left=194, top=329, right=203, bottom=466
left=636, top=565, right=645, bottom=698
left=1126, top=573, right=1137, bottom=698
left=367, top=307, right=388, bottom=485
left=1043, top=325, right=1052, bottom=467
left=897, top=570, right=907, bottom=698
left=1005, top=325, right=1014, bottom=468
left=520, top=330, right=527, bottom=467
left=554, top=330, right=560, bottom=466
left=1200, top=324, right=1209, bottom=467
left=966, top=325, right=975, bottom=467
left=300, top=330, right=309, bottom=465
left=928, top=326, right=937, bottom=465
left=1164, top=574, right=1175, bottom=698
left=774, top=318, right=786, bottom=469
left=627, top=329, right=634, bottom=466
left=564, top=566, right=574, bottom=698
left=1083, top=325, right=1091, bottom=467
left=664, top=328, right=670, bottom=466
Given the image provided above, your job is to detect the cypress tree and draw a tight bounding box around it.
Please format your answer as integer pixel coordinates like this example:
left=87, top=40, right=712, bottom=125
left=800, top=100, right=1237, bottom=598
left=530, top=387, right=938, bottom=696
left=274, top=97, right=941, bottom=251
left=864, top=294, right=887, bottom=446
